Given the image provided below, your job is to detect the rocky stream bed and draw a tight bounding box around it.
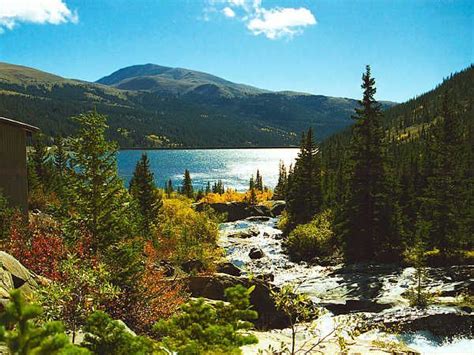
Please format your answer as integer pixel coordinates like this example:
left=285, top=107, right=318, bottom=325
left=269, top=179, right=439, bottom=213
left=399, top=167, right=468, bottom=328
left=216, top=216, right=474, bottom=354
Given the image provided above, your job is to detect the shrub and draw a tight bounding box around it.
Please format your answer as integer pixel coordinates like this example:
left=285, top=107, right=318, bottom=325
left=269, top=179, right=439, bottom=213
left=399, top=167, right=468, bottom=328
left=154, top=285, right=258, bottom=354
left=38, top=256, right=119, bottom=343
left=285, top=210, right=334, bottom=262
left=155, top=199, right=222, bottom=269
left=82, top=311, right=157, bottom=354
left=0, top=290, right=88, bottom=354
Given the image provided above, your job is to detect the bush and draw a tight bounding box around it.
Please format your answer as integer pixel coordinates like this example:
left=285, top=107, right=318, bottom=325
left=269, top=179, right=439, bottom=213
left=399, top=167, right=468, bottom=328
left=155, top=198, right=222, bottom=270
left=82, top=311, right=157, bottom=354
left=284, top=210, right=334, bottom=262
left=154, top=285, right=258, bottom=354
left=0, top=290, right=88, bottom=354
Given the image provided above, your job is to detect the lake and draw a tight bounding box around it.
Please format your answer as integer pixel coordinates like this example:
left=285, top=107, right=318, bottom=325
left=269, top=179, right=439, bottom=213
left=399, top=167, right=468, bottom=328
left=117, top=148, right=299, bottom=191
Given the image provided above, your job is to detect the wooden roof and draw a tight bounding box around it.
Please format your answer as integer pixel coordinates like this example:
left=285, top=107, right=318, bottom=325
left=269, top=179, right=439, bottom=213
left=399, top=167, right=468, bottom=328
left=0, top=116, right=40, bottom=132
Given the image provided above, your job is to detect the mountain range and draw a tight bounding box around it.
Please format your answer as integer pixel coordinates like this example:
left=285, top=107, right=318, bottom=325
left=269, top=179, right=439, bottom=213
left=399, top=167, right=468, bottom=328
left=0, top=62, right=396, bottom=147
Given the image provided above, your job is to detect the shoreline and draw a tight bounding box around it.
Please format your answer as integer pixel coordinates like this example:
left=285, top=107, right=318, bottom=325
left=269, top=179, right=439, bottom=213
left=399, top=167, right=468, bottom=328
left=119, top=146, right=300, bottom=151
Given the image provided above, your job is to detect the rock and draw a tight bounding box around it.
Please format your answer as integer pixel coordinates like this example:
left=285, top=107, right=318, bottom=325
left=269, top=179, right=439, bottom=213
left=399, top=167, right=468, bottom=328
left=228, top=227, right=259, bottom=239
left=217, top=262, right=242, bottom=276
left=246, top=216, right=271, bottom=222
left=194, top=202, right=274, bottom=222
left=159, top=260, right=175, bottom=277
left=249, top=248, right=264, bottom=259
left=323, top=299, right=392, bottom=315
left=0, top=251, right=44, bottom=308
left=255, top=273, right=274, bottom=283
left=374, top=307, right=474, bottom=337
left=181, top=259, right=205, bottom=273
left=186, top=273, right=289, bottom=328
left=269, top=200, right=286, bottom=216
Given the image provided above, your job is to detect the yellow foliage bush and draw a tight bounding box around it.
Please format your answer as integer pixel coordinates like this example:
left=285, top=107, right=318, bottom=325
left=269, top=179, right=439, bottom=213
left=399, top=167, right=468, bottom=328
left=199, top=189, right=273, bottom=204
left=155, top=198, right=222, bottom=270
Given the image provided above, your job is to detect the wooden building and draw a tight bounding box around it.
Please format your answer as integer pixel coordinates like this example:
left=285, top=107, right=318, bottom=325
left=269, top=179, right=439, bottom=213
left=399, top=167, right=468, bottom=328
left=0, top=117, right=39, bottom=213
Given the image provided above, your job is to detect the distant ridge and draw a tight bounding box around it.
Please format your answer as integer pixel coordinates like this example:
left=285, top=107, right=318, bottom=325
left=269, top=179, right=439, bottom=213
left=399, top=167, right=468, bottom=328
left=0, top=61, right=396, bottom=147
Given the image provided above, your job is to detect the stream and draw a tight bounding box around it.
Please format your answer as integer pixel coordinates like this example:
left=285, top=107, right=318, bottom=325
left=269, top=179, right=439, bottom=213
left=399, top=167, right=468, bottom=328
left=219, top=217, right=474, bottom=354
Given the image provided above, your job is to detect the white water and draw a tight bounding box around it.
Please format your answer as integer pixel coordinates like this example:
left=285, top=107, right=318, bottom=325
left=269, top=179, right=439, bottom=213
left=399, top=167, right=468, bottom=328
left=219, top=217, right=474, bottom=354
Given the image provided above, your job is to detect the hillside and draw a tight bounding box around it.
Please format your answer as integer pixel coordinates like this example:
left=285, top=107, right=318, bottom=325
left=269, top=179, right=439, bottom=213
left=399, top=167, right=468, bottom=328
left=0, top=62, right=395, bottom=147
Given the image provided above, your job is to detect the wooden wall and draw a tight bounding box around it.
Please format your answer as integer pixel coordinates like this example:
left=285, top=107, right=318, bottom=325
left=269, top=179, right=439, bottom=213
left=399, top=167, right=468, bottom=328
left=0, top=122, right=28, bottom=213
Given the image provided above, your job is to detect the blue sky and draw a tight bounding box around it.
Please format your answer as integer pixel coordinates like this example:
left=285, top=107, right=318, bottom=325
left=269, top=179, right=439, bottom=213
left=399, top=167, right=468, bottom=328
left=0, top=0, right=472, bottom=102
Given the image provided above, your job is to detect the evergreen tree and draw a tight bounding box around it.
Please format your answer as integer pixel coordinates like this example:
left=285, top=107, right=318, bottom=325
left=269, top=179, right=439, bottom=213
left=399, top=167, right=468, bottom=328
left=205, top=182, right=211, bottom=195
left=181, top=169, right=194, bottom=198
left=286, top=128, right=322, bottom=226
left=69, top=111, right=136, bottom=250
left=53, top=136, right=68, bottom=177
left=273, top=161, right=288, bottom=200
left=249, top=175, right=255, bottom=190
left=339, top=65, right=399, bottom=262
left=255, top=170, right=263, bottom=191
left=129, top=153, right=162, bottom=234
left=165, top=179, right=174, bottom=198
left=31, top=133, right=52, bottom=189
left=419, top=93, right=465, bottom=252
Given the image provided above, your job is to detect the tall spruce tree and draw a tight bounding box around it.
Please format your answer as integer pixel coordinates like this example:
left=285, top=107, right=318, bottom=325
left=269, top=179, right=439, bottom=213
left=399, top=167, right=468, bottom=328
left=181, top=169, right=194, bottom=198
left=273, top=161, right=288, bottom=200
left=340, top=65, right=398, bottom=262
left=255, top=170, right=263, bottom=191
left=69, top=111, right=135, bottom=250
left=286, top=128, right=322, bottom=226
left=129, top=153, right=162, bottom=234
left=165, top=179, right=174, bottom=198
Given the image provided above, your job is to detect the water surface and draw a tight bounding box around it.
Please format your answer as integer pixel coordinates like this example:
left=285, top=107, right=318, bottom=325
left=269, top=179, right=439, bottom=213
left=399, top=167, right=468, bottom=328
left=118, top=148, right=298, bottom=190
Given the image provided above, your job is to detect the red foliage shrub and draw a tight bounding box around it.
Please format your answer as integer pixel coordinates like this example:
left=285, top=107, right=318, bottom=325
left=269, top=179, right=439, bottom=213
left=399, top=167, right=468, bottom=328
left=106, top=241, right=187, bottom=334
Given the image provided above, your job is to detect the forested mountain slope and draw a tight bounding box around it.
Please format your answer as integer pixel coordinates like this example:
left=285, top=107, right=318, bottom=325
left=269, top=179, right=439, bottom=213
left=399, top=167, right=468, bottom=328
left=0, top=62, right=395, bottom=147
left=319, top=65, right=473, bottom=262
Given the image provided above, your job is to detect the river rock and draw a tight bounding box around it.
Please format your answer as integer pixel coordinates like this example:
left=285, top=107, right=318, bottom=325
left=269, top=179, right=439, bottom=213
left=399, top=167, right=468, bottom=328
left=181, top=259, right=205, bottom=273
left=373, top=307, right=474, bottom=337
left=249, top=248, right=265, bottom=259
left=246, top=216, right=271, bottom=223
left=269, top=200, right=286, bottom=216
left=186, top=273, right=289, bottom=329
left=194, top=202, right=273, bottom=222
left=217, top=262, right=242, bottom=276
left=228, top=227, right=259, bottom=239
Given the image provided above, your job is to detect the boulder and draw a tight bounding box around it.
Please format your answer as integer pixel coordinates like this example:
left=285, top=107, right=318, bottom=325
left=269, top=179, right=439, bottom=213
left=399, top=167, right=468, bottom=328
left=269, top=200, right=286, bottom=216
left=0, top=251, right=43, bottom=308
left=374, top=307, right=474, bottom=337
left=186, top=273, right=289, bottom=329
left=194, top=202, right=274, bottom=222
left=228, top=227, right=259, bottom=239
left=249, top=248, right=265, bottom=259
left=216, top=262, right=242, bottom=276
left=158, top=260, right=175, bottom=277
left=246, top=216, right=271, bottom=223
left=181, top=259, right=205, bottom=273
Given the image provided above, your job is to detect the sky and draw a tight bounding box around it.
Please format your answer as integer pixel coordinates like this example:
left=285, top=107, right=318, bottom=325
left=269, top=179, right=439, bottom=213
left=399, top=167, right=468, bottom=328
left=0, top=0, right=472, bottom=102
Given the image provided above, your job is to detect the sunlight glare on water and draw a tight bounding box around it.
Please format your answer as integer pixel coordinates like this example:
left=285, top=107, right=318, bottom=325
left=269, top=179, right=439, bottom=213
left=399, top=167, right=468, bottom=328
left=118, top=148, right=299, bottom=190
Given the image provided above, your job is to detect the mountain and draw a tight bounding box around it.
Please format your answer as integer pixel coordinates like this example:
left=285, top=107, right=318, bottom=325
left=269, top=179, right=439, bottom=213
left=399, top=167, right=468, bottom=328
left=0, top=62, right=396, bottom=147
left=96, top=63, right=267, bottom=98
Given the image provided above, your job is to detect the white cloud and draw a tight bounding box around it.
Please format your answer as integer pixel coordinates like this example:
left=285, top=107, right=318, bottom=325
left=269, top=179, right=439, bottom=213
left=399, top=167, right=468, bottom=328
left=206, top=0, right=316, bottom=40
left=247, top=7, right=316, bottom=39
left=222, top=7, right=236, bottom=18
left=0, top=0, right=78, bottom=32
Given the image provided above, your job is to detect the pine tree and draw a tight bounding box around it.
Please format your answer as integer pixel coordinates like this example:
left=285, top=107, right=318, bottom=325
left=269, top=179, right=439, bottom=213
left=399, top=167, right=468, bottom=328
left=31, top=133, right=52, bottom=189
left=273, top=161, right=288, bottom=200
left=419, top=93, right=464, bottom=252
left=255, top=170, right=263, bottom=191
left=205, top=182, right=211, bottom=195
left=129, top=153, right=162, bottom=234
left=286, top=128, right=322, bottom=226
left=53, top=136, right=68, bottom=177
left=181, top=169, right=194, bottom=198
left=165, top=179, right=174, bottom=198
left=69, top=111, right=135, bottom=250
left=340, top=65, right=398, bottom=262
left=249, top=175, right=255, bottom=190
